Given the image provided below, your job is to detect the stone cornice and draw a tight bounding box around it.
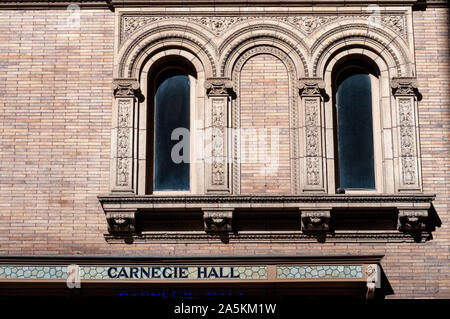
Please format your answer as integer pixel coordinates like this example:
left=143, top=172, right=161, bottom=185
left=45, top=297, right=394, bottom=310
left=98, top=194, right=435, bottom=205
left=0, top=1, right=111, bottom=9
left=0, top=254, right=385, bottom=265
left=0, top=0, right=433, bottom=10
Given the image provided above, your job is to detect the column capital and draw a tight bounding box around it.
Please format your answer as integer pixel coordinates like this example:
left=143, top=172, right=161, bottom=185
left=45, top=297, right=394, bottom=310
left=112, top=78, right=140, bottom=98
left=298, top=78, right=326, bottom=97
left=205, top=77, right=234, bottom=96
left=391, top=77, right=419, bottom=96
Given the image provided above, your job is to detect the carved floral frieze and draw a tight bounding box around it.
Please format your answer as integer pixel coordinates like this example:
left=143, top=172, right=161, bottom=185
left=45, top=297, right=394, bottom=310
left=120, top=14, right=407, bottom=44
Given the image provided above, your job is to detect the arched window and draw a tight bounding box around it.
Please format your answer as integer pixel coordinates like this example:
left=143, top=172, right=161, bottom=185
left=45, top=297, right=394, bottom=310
left=152, top=68, right=191, bottom=191
left=334, top=65, right=377, bottom=190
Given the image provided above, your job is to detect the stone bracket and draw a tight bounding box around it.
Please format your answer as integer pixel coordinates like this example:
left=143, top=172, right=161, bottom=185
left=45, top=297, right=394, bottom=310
left=106, top=209, right=137, bottom=233
left=398, top=209, right=428, bottom=231
left=203, top=208, right=234, bottom=232
left=301, top=210, right=331, bottom=232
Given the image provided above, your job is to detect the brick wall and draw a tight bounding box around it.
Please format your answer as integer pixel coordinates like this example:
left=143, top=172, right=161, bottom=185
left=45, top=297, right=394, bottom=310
left=239, top=54, right=291, bottom=194
left=0, top=8, right=448, bottom=298
left=0, top=9, right=114, bottom=254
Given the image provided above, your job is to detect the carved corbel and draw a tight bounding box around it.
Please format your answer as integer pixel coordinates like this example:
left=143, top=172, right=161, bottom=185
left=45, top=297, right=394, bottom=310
left=301, top=210, right=331, bottom=232
left=203, top=209, right=233, bottom=232
left=365, top=264, right=379, bottom=300
left=398, top=210, right=428, bottom=231
left=204, top=77, right=234, bottom=96
left=106, top=210, right=136, bottom=233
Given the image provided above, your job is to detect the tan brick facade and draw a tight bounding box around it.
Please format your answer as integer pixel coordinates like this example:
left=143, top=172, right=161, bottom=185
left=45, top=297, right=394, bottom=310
left=0, top=4, right=448, bottom=298
left=240, top=54, right=291, bottom=194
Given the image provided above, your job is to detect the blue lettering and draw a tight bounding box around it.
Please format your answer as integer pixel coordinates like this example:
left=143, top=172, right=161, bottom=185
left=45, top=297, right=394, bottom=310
left=208, top=267, right=219, bottom=278
left=140, top=267, right=150, bottom=279
left=118, top=267, right=129, bottom=278
left=107, top=267, right=117, bottom=279
left=230, top=267, right=240, bottom=278
left=162, top=267, right=173, bottom=279
left=179, top=267, right=188, bottom=279
left=130, top=267, right=139, bottom=279
left=197, top=267, right=207, bottom=278
left=152, top=267, right=161, bottom=278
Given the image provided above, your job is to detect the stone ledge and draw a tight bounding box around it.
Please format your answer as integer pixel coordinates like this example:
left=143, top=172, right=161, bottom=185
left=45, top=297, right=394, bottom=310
left=0, top=0, right=427, bottom=10
left=98, top=194, right=439, bottom=242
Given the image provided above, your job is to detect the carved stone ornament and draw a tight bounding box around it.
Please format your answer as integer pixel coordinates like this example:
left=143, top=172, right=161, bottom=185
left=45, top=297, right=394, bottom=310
left=112, top=78, right=140, bottom=97
left=391, top=77, right=418, bottom=96
left=301, top=210, right=331, bottom=231
left=205, top=78, right=234, bottom=96
left=398, top=210, right=428, bottom=231
left=203, top=209, right=233, bottom=232
left=366, top=264, right=379, bottom=300
left=120, top=14, right=407, bottom=44
left=298, top=78, right=326, bottom=97
left=116, top=100, right=132, bottom=187
left=106, top=211, right=136, bottom=233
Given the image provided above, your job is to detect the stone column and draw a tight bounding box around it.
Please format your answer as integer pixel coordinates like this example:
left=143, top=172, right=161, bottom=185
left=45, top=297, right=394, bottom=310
left=391, top=77, right=422, bottom=192
left=204, top=78, right=233, bottom=194
left=298, top=78, right=327, bottom=192
left=110, top=78, right=140, bottom=193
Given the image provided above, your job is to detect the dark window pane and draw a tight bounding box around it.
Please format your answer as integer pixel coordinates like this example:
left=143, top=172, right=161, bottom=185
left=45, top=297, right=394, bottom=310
left=337, top=71, right=375, bottom=189
left=154, top=72, right=190, bottom=191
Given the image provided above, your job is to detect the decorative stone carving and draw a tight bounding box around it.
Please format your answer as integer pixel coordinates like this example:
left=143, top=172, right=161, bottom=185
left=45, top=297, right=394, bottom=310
left=120, top=14, right=407, bottom=44
left=116, top=100, right=132, bottom=187
left=205, top=77, right=234, bottom=96
left=203, top=209, right=233, bottom=232
left=365, top=264, right=379, bottom=300
left=391, top=77, right=418, bottom=96
left=112, top=78, right=140, bottom=97
left=206, top=78, right=231, bottom=193
left=299, top=78, right=326, bottom=191
left=391, top=77, right=421, bottom=191
left=301, top=210, right=331, bottom=231
left=106, top=211, right=136, bottom=233
left=111, top=78, right=139, bottom=192
left=398, top=210, right=428, bottom=231
left=298, top=78, right=326, bottom=97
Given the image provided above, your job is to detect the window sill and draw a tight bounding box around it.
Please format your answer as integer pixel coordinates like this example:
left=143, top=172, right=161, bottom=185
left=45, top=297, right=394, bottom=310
left=98, top=194, right=439, bottom=243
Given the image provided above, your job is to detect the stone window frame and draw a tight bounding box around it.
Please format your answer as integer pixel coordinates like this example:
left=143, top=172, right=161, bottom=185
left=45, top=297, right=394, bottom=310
left=111, top=52, right=208, bottom=196
left=143, top=60, right=201, bottom=195
left=328, top=56, right=385, bottom=194
left=320, top=48, right=423, bottom=194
